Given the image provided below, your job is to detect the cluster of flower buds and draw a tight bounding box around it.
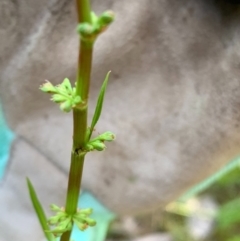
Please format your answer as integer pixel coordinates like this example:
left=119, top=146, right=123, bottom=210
left=40, top=78, right=81, bottom=112
left=47, top=204, right=72, bottom=237
left=77, top=10, right=115, bottom=42
left=85, top=131, right=115, bottom=151
left=47, top=204, right=96, bottom=237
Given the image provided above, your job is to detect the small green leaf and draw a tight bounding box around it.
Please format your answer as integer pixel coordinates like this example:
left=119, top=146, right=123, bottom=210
left=26, top=178, right=55, bottom=241
left=88, top=71, right=111, bottom=140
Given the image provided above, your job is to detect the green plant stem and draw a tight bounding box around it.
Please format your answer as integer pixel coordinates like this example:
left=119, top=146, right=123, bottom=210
left=76, top=0, right=93, bottom=101
left=60, top=1, right=93, bottom=241
left=73, top=107, right=88, bottom=149
left=76, top=0, right=92, bottom=24
left=76, top=42, right=93, bottom=101
left=65, top=153, right=85, bottom=215
left=60, top=153, right=85, bottom=241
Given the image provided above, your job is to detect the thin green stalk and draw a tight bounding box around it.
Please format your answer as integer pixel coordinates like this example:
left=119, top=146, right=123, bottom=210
left=72, top=107, right=88, bottom=149
left=60, top=153, right=85, bottom=241
left=65, top=153, right=85, bottom=215
left=75, top=0, right=93, bottom=101
left=60, top=0, right=93, bottom=240
left=76, top=42, right=93, bottom=101
left=76, top=0, right=92, bottom=24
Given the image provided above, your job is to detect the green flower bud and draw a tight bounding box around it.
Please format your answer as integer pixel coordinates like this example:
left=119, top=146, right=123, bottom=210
left=85, top=218, right=96, bottom=227
left=60, top=100, right=72, bottom=112
left=90, top=140, right=106, bottom=151
left=51, top=94, right=66, bottom=103
left=85, top=143, right=94, bottom=151
left=59, top=215, right=68, bottom=222
left=79, top=208, right=93, bottom=215
left=98, top=131, right=115, bottom=141
left=55, top=212, right=67, bottom=221
left=48, top=215, right=61, bottom=225
left=73, top=215, right=85, bottom=223
left=40, top=81, right=57, bottom=93
left=48, top=217, right=70, bottom=234
left=98, top=10, right=115, bottom=25
left=78, top=222, right=88, bottom=231
left=77, top=23, right=95, bottom=38
left=59, top=217, right=71, bottom=227
left=73, top=95, right=81, bottom=105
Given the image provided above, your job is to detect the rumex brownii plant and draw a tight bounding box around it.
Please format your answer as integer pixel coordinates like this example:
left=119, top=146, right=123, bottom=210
left=26, top=1, right=115, bottom=240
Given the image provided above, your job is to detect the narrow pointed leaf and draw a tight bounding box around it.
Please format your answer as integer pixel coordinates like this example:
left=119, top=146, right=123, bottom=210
left=88, top=71, right=111, bottom=140
left=26, top=178, right=55, bottom=241
left=179, top=157, right=240, bottom=201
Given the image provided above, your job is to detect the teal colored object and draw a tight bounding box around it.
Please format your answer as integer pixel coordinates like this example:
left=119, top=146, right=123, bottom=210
left=0, top=103, right=15, bottom=180
left=71, top=191, right=116, bottom=241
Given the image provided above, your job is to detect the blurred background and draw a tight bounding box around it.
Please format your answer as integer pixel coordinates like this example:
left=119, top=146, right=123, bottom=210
left=106, top=158, right=240, bottom=241
left=1, top=1, right=240, bottom=241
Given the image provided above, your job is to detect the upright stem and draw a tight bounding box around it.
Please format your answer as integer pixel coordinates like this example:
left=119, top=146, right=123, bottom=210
left=76, top=0, right=92, bottom=24
left=76, top=42, right=93, bottom=102
left=60, top=1, right=93, bottom=241
left=75, top=0, right=93, bottom=101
